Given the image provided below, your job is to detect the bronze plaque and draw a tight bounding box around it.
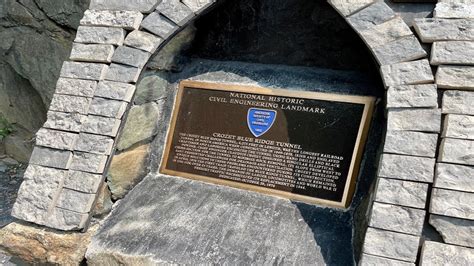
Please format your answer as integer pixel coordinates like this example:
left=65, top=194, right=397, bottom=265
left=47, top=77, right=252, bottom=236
left=161, top=81, right=375, bottom=208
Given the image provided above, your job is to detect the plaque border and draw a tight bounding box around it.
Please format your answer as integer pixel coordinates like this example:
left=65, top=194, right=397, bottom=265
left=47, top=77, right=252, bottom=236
left=160, top=80, right=375, bottom=208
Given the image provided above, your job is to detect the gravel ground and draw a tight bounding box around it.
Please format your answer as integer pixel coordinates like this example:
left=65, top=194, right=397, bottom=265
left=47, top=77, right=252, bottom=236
left=0, top=158, right=25, bottom=228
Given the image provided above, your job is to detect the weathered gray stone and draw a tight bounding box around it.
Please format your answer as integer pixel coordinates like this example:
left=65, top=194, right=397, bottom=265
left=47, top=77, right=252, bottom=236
left=182, top=0, right=215, bottom=13
left=64, top=170, right=103, bottom=194
left=372, top=35, right=427, bottom=66
left=443, top=114, right=474, bottom=140
left=29, top=147, right=73, bottom=169
left=360, top=254, right=414, bottom=266
left=442, top=90, right=474, bottom=115
left=56, top=188, right=96, bottom=213
left=88, top=97, right=128, bottom=119
left=430, top=188, right=474, bottom=220
left=56, top=78, right=97, bottom=98
left=46, top=207, right=90, bottom=231
left=141, top=12, right=179, bottom=39
left=69, top=43, right=115, bottom=63
left=431, top=41, right=474, bottom=65
left=439, top=138, right=474, bottom=165
left=116, top=102, right=161, bottom=150
left=387, top=108, right=441, bottom=132
left=346, top=1, right=395, bottom=31
left=49, top=94, right=91, bottom=114
left=386, top=84, right=438, bottom=108
left=75, top=26, right=126, bottom=45
left=75, top=133, right=114, bottom=155
left=81, top=115, right=122, bottom=137
left=414, top=18, right=474, bottom=42
left=89, top=0, right=160, bottom=13
left=363, top=228, right=419, bottom=262
left=94, top=81, right=136, bottom=102
left=420, top=241, right=474, bottom=265
left=378, top=153, right=435, bottom=183
left=124, top=30, right=163, bottom=53
left=80, top=10, right=143, bottom=30
left=430, top=215, right=474, bottom=248
left=435, top=163, right=474, bottom=193
left=35, top=128, right=78, bottom=150
left=111, top=46, right=151, bottom=68
left=156, top=0, right=194, bottom=26
left=435, top=2, right=474, bottom=19
left=43, top=111, right=86, bottom=133
left=328, top=0, right=374, bottom=17
left=134, top=74, right=169, bottom=104
left=92, top=182, right=113, bottom=217
left=375, top=178, right=428, bottom=209
left=436, top=65, right=474, bottom=90
left=70, top=152, right=108, bottom=174
left=105, top=64, right=141, bottom=83
left=359, top=18, right=412, bottom=49
left=60, top=61, right=108, bottom=81
left=369, top=202, right=425, bottom=235
left=383, top=131, right=438, bottom=157
left=380, top=59, right=434, bottom=88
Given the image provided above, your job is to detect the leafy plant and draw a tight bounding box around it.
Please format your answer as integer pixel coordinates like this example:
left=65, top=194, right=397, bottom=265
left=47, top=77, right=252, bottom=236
left=0, top=115, right=13, bottom=138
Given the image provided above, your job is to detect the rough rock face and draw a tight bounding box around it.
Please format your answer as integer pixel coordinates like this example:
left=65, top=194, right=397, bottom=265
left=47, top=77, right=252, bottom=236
left=0, top=221, right=97, bottom=265
left=0, top=0, right=89, bottom=132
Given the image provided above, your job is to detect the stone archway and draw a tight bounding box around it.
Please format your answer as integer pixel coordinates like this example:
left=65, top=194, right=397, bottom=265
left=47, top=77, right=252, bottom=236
left=10, top=0, right=473, bottom=264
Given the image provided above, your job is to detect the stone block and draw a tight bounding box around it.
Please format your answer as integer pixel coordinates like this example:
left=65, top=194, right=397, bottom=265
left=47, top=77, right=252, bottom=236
left=49, top=94, right=92, bottom=114
left=141, top=12, right=179, bottom=39
left=23, top=165, right=66, bottom=181
left=29, top=147, right=73, bottom=169
left=380, top=59, right=434, bottom=88
left=435, top=2, right=474, bottom=19
left=156, top=0, right=194, bottom=26
left=124, top=30, right=163, bottom=53
left=94, top=81, right=136, bottom=102
left=88, top=97, right=128, bottom=119
left=431, top=41, right=474, bottom=65
left=360, top=254, right=414, bottom=266
left=386, top=84, right=438, bottom=108
left=43, top=111, right=86, bottom=133
left=70, top=152, right=108, bottom=174
left=378, top=153, right=435, bottom=183
left=64, top=170, right=103, bottom=194
left=435, top=163, right=474, bottom=193
left=363, top=228, right=419, bottom=262
left=75, top=26, right=126, bottom=45
left=430, top=215, right=474, bottom=248
left=346, top=1, right=395, bottom=31
left=439, top=138, right=474, bottom=165
left=60, top=61, right=108, bottom=81
left=375, top=178, right=428, bottom=209
left=89, top=0, right=160, bottom=13
left=81, top=115, right=122, bottom=137
left=80, top=10, right=143, bottom=30
left=56, top=78, right=97, bottom=98
left=182, top=0, right=215, bottom=14
left=414, top=18, right=474, bottom=42
left=74, top=133, right=114, bottom=155
left=372, top=35, right=426, bottom=66
left=369, top=202, right=425, bottom=235
left=443, top=114, right=474, bottom=140
left=387, top=108, right=441, bottom=133
left=35, top=128, right=78, bottom=150
left=328, top=0, right=374, bottom=17
left=105, top=63, right=141, bottom=83
left=383, top=131, right=438, bottom=157
left=70, top=43, right=115, bottom=63
left=359, top=18, right=412, bottom=49
left=436, top=65, right=474, bottom=90
left=111, top=46, right=151, bottom=68
left=46, top=207, right=90, bottom=231
left=430, top=188, right=474, bottom=220
left=442, top=90, right=474, bottom=115
left=56, top=188, right=96, bottom=213
left=420, top=241, right=474, bottom=265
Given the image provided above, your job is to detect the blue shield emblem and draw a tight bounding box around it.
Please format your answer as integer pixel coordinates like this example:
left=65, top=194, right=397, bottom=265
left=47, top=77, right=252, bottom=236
left=247, top=108, right=277, bottom=138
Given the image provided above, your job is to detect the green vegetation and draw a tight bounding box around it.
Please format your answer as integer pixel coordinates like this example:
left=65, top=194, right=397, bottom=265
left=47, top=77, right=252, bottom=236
left=0, top=115, right=13, bottom=138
